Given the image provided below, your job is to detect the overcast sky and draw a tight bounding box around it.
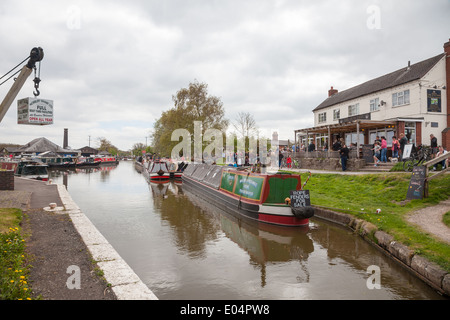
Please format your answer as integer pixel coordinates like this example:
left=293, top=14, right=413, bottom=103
left=0, top=0, right=449, bottom=151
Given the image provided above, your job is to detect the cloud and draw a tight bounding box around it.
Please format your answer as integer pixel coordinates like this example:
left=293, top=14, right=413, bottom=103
left=1, top=0, right=449, bottom=150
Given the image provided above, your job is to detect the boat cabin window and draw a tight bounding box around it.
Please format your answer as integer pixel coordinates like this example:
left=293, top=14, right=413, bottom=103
left=151, top=163, right=166, bottom=173
left=22, top=166, right=48, bottom=175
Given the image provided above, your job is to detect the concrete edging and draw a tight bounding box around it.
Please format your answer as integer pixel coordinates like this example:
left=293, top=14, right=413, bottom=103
left=313, top=206, right=450, bottom=297
left=55, top=184, right=158, bottom=300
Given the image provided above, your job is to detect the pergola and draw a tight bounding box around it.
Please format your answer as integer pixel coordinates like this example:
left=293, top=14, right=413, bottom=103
left=294, top=119, right=397, bottom=158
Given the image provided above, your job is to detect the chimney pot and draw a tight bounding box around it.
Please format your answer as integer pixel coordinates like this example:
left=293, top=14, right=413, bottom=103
left=328, top=86, right=338, bottom=97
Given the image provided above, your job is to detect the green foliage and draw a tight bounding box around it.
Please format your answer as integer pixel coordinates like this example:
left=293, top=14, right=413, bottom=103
left=0, top=209, right=34, bottom=300
left=152, top=80, right=229, bottom=157
left=294, top=172, right=450, bottom=271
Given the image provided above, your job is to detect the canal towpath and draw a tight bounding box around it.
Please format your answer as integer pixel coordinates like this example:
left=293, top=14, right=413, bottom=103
left=0, top=177, right=157, bottom=300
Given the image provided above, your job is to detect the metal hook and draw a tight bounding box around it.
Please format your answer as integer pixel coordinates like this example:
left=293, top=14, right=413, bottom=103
left=33, top=76, right=41, bottom=97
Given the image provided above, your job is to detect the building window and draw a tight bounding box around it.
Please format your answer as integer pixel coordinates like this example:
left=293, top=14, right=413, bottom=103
left=392, top=90, right=410, bottom=107
left=404, top=122, right=416, bottom=145
left=370, top=98, right=380, bottom=112
left=348, top=103, right=359, bottom=117
left=345, top=132, right=365, bottom=147
left=315, top=134, right=329, bottom=150
left=318, top=112, right=327, bottom=123
left=333, top=109, right=340, bottom=121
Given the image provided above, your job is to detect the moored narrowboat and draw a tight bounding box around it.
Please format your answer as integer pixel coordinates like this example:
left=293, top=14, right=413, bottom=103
left=182, top=164, right=314, bottom=227
left=15, top=160, right=49, bottom=181
left=94, top=156, right=119, bottom=165
left=143, top=160, right=171, bottom=182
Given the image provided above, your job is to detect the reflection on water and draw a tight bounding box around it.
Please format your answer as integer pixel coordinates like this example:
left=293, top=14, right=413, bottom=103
left=49, top=162, right=444, bottom=300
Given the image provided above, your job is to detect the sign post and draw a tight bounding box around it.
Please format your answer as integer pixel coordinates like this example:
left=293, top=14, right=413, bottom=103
left=406, top=165, right=427, bottom=200
left=290, top=190, right=311, bottom=208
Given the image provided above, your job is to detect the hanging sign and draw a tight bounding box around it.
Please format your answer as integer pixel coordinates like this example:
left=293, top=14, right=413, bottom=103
left=17, top=97, right=53, bottom=125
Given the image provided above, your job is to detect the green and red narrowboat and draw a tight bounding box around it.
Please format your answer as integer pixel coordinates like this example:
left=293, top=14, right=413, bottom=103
left=182, top=164, right=314, bottom=227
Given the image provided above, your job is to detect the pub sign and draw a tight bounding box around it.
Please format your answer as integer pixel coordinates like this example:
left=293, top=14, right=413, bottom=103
left=427, top=90, right=441, bottom=113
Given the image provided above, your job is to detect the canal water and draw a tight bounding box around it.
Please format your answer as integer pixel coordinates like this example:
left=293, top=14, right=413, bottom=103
left=49, top=161, right=443, bottom=300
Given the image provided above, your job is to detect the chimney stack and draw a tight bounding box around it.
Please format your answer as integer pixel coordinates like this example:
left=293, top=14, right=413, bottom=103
left=63, top=128, right=69, bottom=149
left=328, top=86, right=338, bottom=97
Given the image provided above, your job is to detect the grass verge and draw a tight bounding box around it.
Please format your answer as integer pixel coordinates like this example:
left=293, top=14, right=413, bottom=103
left=0, top=208, right=34, bottom=300
left=283, top=171, right=450, bottom=272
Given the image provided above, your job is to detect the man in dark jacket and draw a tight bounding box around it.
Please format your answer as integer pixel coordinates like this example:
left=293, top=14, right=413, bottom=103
left=430, top=134, right=438, bottom=159
left=399, top=133, right=408, bottom=159
left=340, top=145, right=350, bottom=171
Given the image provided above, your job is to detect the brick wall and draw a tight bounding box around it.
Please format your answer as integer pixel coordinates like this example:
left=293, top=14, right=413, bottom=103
left=0, top=170, right=14, bottom=190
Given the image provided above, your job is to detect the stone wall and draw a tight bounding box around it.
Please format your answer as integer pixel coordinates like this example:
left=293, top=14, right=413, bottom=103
left=313, top=206, right=450, bottom=297
left=0, top=170, right=14, bottom=190
left=294, top=157, right=366, bottom=171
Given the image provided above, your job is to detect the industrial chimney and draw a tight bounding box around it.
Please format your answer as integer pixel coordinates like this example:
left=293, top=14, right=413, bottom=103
left=63, top=128, right=69, bottom=149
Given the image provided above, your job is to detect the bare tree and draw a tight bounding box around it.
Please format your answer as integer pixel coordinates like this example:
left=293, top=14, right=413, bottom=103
left=232, top=112, right=258, bottom=138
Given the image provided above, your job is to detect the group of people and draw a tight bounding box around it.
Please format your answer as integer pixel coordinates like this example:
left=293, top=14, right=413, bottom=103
left=371, top=133, right=448, bottom=170
left=371, top=133, right=409, bottom=166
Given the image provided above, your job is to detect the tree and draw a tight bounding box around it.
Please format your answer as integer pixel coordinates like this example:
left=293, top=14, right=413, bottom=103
left=97, top=137, right=118, bottom=155
left=232, top=112, right=258, bottom=139
left=152, top=80, right=229, bottom=157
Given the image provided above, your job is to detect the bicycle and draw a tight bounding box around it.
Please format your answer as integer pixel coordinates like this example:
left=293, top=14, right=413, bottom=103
left=402, top=144, right=431, bottom=172
left=292, top=159, right=301, bottom=169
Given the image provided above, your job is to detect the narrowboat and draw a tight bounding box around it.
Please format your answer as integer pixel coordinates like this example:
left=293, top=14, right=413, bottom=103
left=94, top=156, right=119, bottom=165
left=143, top=160, right=171, bottom=182
left=15, top=160, right=49, bottom=181
left=75, top=157, right=101, bottom=167
left=167, top=161, right=188, bottom=179
left=182, top=164, right=314, bottom=227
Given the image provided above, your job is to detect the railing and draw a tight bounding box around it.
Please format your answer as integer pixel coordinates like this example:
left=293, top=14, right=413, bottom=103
left=424, top=152, right=450, bottom=181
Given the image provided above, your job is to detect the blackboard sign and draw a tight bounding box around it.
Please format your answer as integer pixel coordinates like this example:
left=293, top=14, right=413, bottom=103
left=362, top=145, right=374, bottom=163
left=407, top=166, right=427, bottom=200
left=290, top=190, right=311, bottom=208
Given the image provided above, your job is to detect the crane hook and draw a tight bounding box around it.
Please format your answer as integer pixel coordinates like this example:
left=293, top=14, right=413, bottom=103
left=33, top=76, right=41, bottom=97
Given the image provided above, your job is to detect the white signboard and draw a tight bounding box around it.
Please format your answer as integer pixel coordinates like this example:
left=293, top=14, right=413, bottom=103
left=403, top=144, right=413, bottom=159
left=18, top=98, right=53, bottom=125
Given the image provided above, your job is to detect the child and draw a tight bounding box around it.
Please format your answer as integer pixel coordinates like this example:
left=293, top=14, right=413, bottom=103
left=372, top=141, right=381, bottom=166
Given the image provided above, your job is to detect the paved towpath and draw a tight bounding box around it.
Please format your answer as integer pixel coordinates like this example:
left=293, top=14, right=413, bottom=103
left=0, top=177, right=157, bottom=300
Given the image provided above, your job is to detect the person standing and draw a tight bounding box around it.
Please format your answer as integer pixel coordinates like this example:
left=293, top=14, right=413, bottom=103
left=399, top=133, right=408, bottom=160
left=278, top=151, right=284, bottom=169
left=372, top=141, right=381, bottom=166
left=340, top=144, right=350, bottom=171
left=380, top=136, right=387, bottom=163
left=430, top=134, right=438, bottom=159
left=391, top=136, right=400, bottom=159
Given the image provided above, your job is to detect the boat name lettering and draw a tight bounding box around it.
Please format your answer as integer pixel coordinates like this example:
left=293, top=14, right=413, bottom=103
left=239, top=178, right=258, bottom=188
left=238, top=189, right=254, bottom=197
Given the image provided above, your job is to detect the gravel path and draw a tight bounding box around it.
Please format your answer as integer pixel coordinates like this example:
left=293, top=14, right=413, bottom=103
left=407, top=199, right=450, bottom=244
